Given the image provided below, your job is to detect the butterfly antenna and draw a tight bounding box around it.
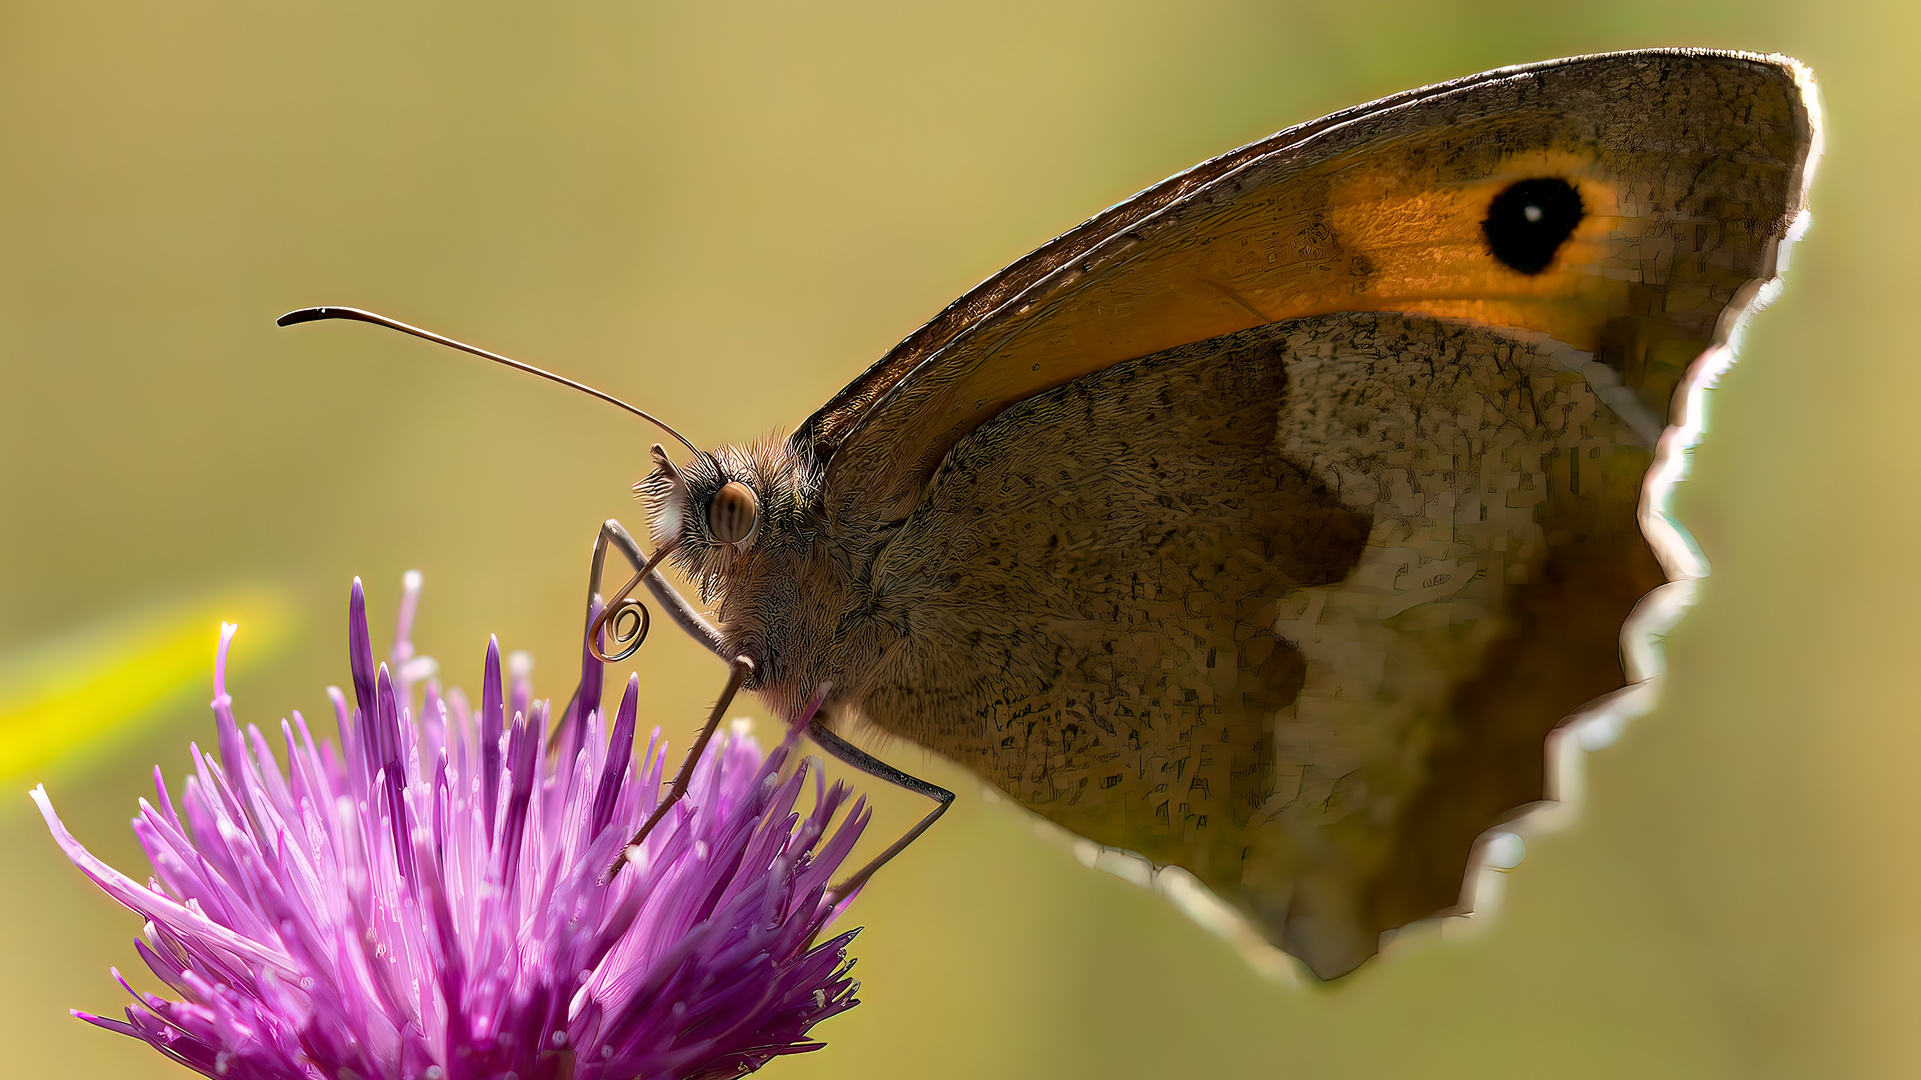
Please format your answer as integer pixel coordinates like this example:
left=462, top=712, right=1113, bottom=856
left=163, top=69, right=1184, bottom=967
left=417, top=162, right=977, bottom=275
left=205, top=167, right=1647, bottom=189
left=276, top=305, right=705, bottom=462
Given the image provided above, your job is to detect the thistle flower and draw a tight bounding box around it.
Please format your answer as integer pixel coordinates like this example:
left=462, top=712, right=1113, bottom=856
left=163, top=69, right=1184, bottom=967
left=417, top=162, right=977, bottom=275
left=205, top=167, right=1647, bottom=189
left=32, top=572, right=870, bottom=1080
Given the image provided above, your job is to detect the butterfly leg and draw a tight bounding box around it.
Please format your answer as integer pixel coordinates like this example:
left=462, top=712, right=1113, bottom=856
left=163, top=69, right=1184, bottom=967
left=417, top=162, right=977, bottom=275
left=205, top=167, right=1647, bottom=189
left=589, top=517, right=726, bottom=658
left=604, top=653, right=756, bottom=882
left=807, top=721, right=954, bottom=900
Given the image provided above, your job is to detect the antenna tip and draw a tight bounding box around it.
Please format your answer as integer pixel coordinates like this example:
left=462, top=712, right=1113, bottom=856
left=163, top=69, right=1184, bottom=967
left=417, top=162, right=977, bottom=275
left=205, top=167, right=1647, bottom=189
left=276, top=306, right=358, bottom=327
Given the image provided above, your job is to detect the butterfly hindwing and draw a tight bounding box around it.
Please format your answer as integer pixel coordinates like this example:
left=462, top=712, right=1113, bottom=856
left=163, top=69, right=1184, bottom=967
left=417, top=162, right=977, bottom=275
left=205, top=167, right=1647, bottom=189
left=855, top=311, right=1660, bottom=977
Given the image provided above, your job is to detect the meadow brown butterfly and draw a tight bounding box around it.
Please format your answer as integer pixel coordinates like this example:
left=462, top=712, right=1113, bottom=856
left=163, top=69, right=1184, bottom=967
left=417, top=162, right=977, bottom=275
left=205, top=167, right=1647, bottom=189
left=283, top=49, right=1820, bottom=979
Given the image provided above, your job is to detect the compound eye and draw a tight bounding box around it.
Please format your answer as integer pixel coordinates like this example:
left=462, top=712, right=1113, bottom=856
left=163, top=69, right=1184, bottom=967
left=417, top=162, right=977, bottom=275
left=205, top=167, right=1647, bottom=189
left=707, top=481, right=759, bottom=546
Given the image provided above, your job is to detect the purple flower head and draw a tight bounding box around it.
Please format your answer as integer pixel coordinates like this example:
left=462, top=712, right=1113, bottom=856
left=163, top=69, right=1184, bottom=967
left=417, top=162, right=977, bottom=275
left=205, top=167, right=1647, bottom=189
left=33, top=572, right=871, bottom=1080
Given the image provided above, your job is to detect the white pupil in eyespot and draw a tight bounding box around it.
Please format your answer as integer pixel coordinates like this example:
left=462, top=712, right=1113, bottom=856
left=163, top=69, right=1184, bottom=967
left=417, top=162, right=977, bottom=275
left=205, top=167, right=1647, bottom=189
left=1523, top=204, right=1544, bottom=223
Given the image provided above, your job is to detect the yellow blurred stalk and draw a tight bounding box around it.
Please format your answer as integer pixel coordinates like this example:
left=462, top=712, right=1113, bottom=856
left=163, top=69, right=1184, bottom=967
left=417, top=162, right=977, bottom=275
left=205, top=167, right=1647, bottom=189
left=0, top=589, right=290, bottom=783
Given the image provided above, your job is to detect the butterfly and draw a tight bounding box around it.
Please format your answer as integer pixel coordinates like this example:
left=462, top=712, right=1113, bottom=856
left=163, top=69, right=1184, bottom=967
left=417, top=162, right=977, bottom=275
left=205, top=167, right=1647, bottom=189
left=283, top=49, right=1819, bottom=980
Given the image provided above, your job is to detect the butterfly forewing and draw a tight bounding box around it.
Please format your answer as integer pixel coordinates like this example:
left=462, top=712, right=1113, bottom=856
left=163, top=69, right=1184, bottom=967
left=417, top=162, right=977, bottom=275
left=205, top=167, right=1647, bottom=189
left=813, top=51, right=1816, bottom=522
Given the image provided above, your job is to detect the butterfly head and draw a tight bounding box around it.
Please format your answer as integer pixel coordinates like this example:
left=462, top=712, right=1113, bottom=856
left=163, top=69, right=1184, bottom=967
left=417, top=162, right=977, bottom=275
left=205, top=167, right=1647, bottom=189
left=636, top=440, right=807, bottom=603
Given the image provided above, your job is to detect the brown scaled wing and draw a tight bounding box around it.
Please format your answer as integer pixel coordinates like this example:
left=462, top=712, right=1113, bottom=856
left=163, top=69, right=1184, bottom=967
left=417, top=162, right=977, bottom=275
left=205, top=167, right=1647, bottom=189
left=859, top=313, right=1661, bottom=977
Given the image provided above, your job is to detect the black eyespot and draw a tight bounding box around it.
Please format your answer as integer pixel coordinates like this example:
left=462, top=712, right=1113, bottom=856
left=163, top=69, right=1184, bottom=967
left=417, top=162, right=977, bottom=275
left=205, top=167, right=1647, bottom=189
left=1482, top=177, right=1584, bottom=275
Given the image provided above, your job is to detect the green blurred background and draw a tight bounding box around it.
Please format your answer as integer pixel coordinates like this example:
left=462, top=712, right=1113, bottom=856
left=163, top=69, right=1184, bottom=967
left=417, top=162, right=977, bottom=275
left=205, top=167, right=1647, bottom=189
left=2, top=1, right=1914, bottom=1077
